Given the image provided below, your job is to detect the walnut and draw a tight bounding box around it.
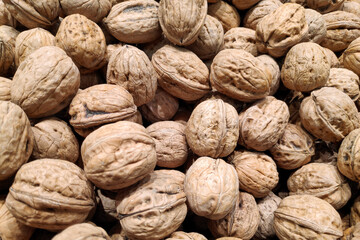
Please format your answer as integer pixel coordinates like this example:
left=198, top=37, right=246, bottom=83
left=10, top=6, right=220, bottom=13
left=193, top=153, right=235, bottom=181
left=158, top=0, right=207, bottom=46
left=222, top=27, right=258, bottom=56
left=323, top=47, right=340, bottom=68
left=116, top=170, right=187, bottom=240
left=208, top=1, right=240, bottom=32
left=186, top=99, right=239, bottom=158
left=184, top=157, right=239, bottom=220
left=166, top=231, right=207, bottom=240
left=326, top=68, right=360, bottom=102
left=11, top=46, right=80, bottom=118
left=343, top=223, right=360, bottom=240
left=52, top=223, right=111, bottom=240
left=303, top=9, right=326, bottom=44
left=0, top=0, right=16, bottom=27
left=232, top=0, right=261, bottom=10
left=306, top=0, right=344, bottom=13
left=343, top=36, right=360, bottom=76
left=256, top=55, right=280, bottom=96
left=341, top=1, right=360, bottom=16
left=0, top=25, right=18, bottom=76
left=208, top=192, right=260, bottom=240
left=299, top=87, right=360, bottom=142
left=274, top=195, right=343, bottom=239
left=0, top=77, right=11, bottom=101
left=228, top=151, right=279, bottom=198
left=351, top=196, right=360, bottom=226
left=5, top=159, right=95, bottom=231
left=104, top=0, right=161, bottom=44
left=256, top=3, right=308, bottom=58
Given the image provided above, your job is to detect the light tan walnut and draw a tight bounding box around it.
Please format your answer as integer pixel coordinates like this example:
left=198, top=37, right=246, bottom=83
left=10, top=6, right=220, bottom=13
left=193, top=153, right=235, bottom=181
left=232, top=0, right=261, bottom=10
left=256, top=55, right=280, bottom=96
left=222, top=27, right=258, bottom=56
left=343, top=36, right=360, bottom=76
left=0, top=77, right=11, bottom=101
left=166, top=231, right=207, bottom=240
left=323, top=47, right=340, bottom=68
left=303, top=9, right=326, bottom=44
left=341, top=1, right=360, bottom=16
left=243, top=0, right=282, bottom=30
left=306, top=0, right=344, bottom=13
left=208, top=1, right=240, bottom=32
left=60, top=0, right=111, bottom=23
left=326, top=68, right=360, bottom=101
left=52, top=223, right=111, bottom=240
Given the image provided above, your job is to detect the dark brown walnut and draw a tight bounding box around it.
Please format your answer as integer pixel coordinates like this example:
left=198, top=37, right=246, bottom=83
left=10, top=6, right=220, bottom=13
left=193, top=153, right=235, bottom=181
left=222, top=27, right=258, bottom=56
left=288, top=163, right=351, bottom=210
left=326, top=68, right=360, bottom=102
left=186, top=15, right=224, bottom=60
left=60, top=0, right=111, bottom=23
left=184, top=157, right=239, bottom=220
left=116, top=170, right=187, bottom=240
left=351, top=196, right=360, bottom=226
left=256, top=55, right=280, bottom=96
left=274, top=195, right=343, bottom=240
left=299, top=87, right=360, bottom=142
left=186, top=99, right=239, bottom=158
left=208, top=1, right=240, bottom=32
left=2, top=0, right=60, bottom=29
left=55, top=14, right=106, bottom=70
left=0, top=203, right=34, bottom=240
left=0, top=25, right=18, bottom=76
left=11, top=46, right=80, bottom=118
left=210, top=49, right=272, bottom=102
left=232, top=0, right=261, bottom=10
left=343, top=223, right=360, bottom=240
left=323, top=47, right=340, bottom=68
left=107, top=45, right=157, bottom=106
left=52, top=223, right=111, bottom=240
left=81, top=121, right=157, bottom=190
left=338, top=128, right=360, bottom=182
left=303, top=9, right=326, bottom=44
left=321, top=11, right=360, bottom=52
left=269, top=123, right=314, bottom=170
left=0, top=0, right=16, bottom=27
left=31, top=117, right=79, bottom=163
left=14, top=28, right=55, bottom=67
left=166, top=231, right=208, bottom=240
left=152, top=44, right=210, bottom=101
left=343, top=37, right=360, bottom=76
left=243, top=0, right=283, bottom=30
left=256, top=3, right=308, bottom=58
left=306, top=0, right=344, bottom=13
left=104, top=0, right=161, bottom=44
left=228, top=151, right=279, bottom=198
left=69, top=84, right=137, bottom=129
left=80, top=71, right=105, bottom=89
left=254, top=192, right=282, bottom=240
left=5, top=159, right=95, bottom=231
left=0, top=77, right=11, bottom=100
left=238, top=96, right=289, bottom=151
left=208, top=192, right=260, bottom=240
left=146, top=121, right=188, bottom=168
left=0, top=101, right=33, bottom=181
left=158, top=0, right=207, bottom=46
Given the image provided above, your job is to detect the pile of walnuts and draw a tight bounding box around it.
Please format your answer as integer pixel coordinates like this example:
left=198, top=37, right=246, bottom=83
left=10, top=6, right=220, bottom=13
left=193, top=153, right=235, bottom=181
left=1, top=0, right=360, bottom=239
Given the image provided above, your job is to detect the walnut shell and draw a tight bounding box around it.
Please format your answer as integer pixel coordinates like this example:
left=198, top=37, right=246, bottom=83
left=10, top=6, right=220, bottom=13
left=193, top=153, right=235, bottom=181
left=208, top=192, right=260, bottom=240
left=323, top=47, right=340, bottom=68
left=104, top=0, right=161, bottom=44
left=81, top=121, right=157, bottom=190
left=207, top=1, right=240, bottom=32
left=186, top=99, right=239, bottom=158
left=0, top=77, right=11, bottom=101
left=341, top=1, right=360, bottom=16
left=11, top=46, right=80, bottom=118
left=0, top=101, right=33, bottom=181
left=299, top=87, right=360, bottom=142
left=238, top=96, right=289, bottom=151
left=52, top=223, right=111, bottom=240
left=222, top=27, right=258, bottom=56
left=210, top=49, right=272, bottom=102
left=343, top=36, right=360, bottom=76
left=69, top=84, right=137, bottom=129
left=166, top=231, right=207, bottom=240
left=228, top=151, right=279, bottom=198
left=106, top=45, right=157, bottom=106
left=55, top=14, right=106, bottom=70
left=306, top=0, right=344, bottom=13
left=158, top=0, right=207, bottom=46
left=256, top=54, right=280, bottom=96
left=274, top=195, right=343, bottom=240
left=232, top=0, right=261, bottom=10
left=116, top=170, right=187, bottom=240
left=351, top=196, right=360, bottom=226
left=184, top=157, right=239, bottom=220
left=303, top=9, right=326, bottom=44
left=269, top=123, right=314, bottom=170
left=0, top=26, right=17, bottom=76
left=152, top=44, right=210, bottom=101
left=14, top=28, right=55, bottom=68
left=31, top=117, right=79, bottom=163
left=256, top=3, right=308, bottom=58
left=5, top=159, right=95, bottom=231
left=326, top=68, right=360, bottom=102
left=0, top=24, right=18, bottom=48
left=342, top=223, right=360, bottom=240
left=0, top=0, right=16, bottom=27
left=60, top=0, right=111, bottom=23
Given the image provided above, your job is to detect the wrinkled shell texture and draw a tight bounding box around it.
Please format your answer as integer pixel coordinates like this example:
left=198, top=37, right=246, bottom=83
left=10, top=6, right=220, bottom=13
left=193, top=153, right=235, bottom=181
left=341, top=1, right=360, bottom=16
left=184, top=157, right=239, bottom=220
left=343, top=223, right=360, bottom=240
left=5, top=159, right=95, bottom=231
left=146, top=121, right=188, bottom=168
left=306, top=0, right=344, bottom=13
left=287, top=163, right=351, bottom=210
left=0, top=77, right=11, bottom=101
left=326, top=68, right=360, bottom=101
left=104, top=0, right=161, bottom=43
left=281, top=42, right=330, bottom=92
left=256, top=54, right=280, bottom=96
left=55, top=14, right=106, bottom=70
left=69, top=84, right=137, bottom=129
left=11, top=46, right=80, bottom=118
left=338, top=128, right=360, bottom=182
left=158, top=0, right=207, bottom=46
left=222, top=27, right=258, bottom=56
left=304, top=8, right=326, bottom=43
left=152, top=44, right=210, bottom=101
left=31, top=118, right=79, bottom=163
left=166, top=231, right=207, bottom=240
left=210, top=49, right=272, bottom=102
left=208, top=192, right=260, bottom=240
left=274, top=195, right=343, bottom=240
left=207, top=1, right=240, bottom=32
left=0, top=101, right=33, bottom=181
left=0, top=0, right=16, bottom=27
left=238, top=96, right=289, bottom=151
left=0, top=27, right=15, bottom=76
left=60, top=0, right=111, bottom=23
left=324, top=47, right=340, bottom=68
left=299, top=87, right=360, bottom=142
left=186, top=99, right=239, bottom=158
left=229, top=151, right=279, bottom=198
left=344, top=37, right=360, bottom=76
left=116, top=170, right=187, bottom=240
left=256, top=3, right=308, bottom=57
left=106, top=45, right=157, bottom=106
left=81, top=121, right=157, bottom=190
left=269, top=123, right=314, bottom=170
left=52, top=223, right=111, bottom=240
